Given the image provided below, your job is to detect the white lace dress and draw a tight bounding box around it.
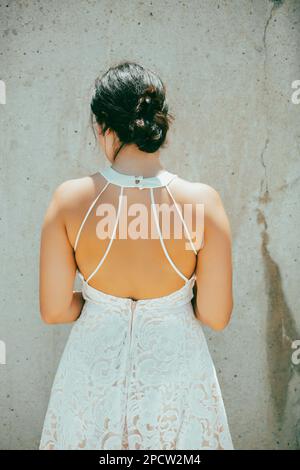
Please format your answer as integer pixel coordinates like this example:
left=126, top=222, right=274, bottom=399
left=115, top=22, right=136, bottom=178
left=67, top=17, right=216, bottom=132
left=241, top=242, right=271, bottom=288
left=39, top=166, right=234, bottom=450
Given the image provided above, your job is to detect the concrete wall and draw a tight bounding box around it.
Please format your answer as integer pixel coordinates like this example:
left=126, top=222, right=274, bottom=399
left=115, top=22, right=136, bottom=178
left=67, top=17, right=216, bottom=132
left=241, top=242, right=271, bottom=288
left=0, top=0, right=299, bottom=450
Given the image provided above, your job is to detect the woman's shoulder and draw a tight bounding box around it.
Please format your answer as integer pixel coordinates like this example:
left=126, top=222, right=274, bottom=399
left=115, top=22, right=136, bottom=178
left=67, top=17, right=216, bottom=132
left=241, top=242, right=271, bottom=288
left=47, top=172, right=103, bottom=211
left=171, top=174, right=223, bottom=209
left=172, top=175, right=228, bottom=236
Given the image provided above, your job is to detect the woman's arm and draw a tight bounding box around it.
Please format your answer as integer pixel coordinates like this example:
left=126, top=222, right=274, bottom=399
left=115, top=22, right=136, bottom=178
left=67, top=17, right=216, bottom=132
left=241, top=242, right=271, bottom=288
left=194, top=184, right=233, bottom=331
left=39, top=181, right=85, bottom=324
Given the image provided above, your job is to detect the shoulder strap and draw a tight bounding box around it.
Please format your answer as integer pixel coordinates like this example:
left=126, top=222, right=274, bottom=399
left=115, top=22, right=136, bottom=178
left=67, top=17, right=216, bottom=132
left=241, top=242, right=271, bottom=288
left=165, top=185, right=198, bottom=255
left=74, top=181, right=110, bottom=252
left=150, top=187, right=190, bottom=283
left=85, top=185, right=124, bottom=285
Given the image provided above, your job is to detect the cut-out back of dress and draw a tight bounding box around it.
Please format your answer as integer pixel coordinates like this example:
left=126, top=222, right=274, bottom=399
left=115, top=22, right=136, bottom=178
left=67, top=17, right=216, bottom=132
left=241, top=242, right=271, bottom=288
left=73, top=165, right=204, bottom=300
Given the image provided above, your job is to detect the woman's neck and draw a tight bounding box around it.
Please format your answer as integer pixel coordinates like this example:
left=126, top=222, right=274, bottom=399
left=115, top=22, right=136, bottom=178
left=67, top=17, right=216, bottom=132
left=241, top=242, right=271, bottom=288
left=109, top=148, right=165, bottom=177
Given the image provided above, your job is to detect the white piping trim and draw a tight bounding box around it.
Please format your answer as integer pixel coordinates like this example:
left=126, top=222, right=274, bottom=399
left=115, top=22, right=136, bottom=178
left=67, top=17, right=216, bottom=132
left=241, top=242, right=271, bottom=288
left=74, top=181, right=110, bottom=252
left=165, top=184, right=198, bottom=255
left=150, top=187, right=188, bottom=283
left=85, top=185, right=124, bottom=285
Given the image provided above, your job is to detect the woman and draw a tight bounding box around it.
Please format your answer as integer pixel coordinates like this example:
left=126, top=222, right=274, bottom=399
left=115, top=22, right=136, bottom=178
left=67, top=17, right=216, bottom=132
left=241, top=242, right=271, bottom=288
left=39, top=61, right=234, bottom=450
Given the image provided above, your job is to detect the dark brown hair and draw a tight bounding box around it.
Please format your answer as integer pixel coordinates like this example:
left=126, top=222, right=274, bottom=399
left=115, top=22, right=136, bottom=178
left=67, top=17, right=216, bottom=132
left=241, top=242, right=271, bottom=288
left=90, top=61, right=174, bottom=158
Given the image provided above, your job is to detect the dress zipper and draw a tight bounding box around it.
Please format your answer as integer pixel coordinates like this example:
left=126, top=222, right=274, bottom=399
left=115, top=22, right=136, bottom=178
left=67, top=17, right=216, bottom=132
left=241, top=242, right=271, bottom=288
left=127, top=299, right=137, bottom=380
left=122, top=298, right=137, bottom=448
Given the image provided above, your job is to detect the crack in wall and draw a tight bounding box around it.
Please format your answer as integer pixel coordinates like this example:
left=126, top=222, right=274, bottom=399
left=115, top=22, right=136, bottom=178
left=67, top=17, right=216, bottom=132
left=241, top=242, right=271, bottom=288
left=260, top=1, right=282, bottom=206
left=259, top=137, right=271, bottom=202
left=263, top=3, right=276, bottom=56
left=263, top=1, right=283, bottom=84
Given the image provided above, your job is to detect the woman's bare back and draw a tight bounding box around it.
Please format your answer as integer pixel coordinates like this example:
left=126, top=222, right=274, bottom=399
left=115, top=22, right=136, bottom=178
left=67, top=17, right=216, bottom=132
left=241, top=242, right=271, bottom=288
left=64, top=168, right=204, bottom=300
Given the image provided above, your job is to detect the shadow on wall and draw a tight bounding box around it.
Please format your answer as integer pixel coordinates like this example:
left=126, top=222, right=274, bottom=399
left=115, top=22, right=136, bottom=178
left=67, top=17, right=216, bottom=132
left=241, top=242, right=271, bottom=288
left=257, top=206, right=300, bottom=449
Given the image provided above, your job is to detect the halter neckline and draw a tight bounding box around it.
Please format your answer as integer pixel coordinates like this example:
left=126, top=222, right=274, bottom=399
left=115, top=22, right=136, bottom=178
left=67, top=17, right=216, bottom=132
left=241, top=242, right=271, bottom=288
left=99, top=165, right=178, bottom=189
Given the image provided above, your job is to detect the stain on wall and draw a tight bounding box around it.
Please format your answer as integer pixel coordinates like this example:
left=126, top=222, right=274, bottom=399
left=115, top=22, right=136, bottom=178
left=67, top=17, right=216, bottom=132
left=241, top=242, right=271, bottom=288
left=258, top=209, right=299, bottom=442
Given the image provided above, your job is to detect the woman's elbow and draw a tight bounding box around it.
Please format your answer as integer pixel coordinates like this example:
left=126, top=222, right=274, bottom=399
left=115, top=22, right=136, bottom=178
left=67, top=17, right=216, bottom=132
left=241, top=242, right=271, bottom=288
left=40, top=306, right=64, bottom=324
left=197, top=302, right=233, bottom=331
left=40, top=313, right=60, bottom=324
left=209, top=317, right=231, bottom=331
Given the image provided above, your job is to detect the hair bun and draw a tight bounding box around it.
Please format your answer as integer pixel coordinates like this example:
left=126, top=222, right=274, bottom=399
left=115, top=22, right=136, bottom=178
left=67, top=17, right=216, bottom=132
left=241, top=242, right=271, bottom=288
left=90, top=61, right=174, bottom=154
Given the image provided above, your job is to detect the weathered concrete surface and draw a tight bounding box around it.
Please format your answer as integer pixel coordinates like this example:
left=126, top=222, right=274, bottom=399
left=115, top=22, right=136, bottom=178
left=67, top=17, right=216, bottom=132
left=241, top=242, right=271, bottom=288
left=0, top=0, right=299, bottom=449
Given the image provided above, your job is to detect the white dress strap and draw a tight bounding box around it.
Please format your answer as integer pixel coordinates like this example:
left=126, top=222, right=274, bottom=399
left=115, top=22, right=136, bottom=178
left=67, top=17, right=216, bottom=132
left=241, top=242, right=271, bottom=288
left=74, top=181, right=110, bottom=252
left=150, top=187, right=189, bottom=283
left=85, top=185, right=125, bottom=285
left=165, top=185, right=198, bottom=255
